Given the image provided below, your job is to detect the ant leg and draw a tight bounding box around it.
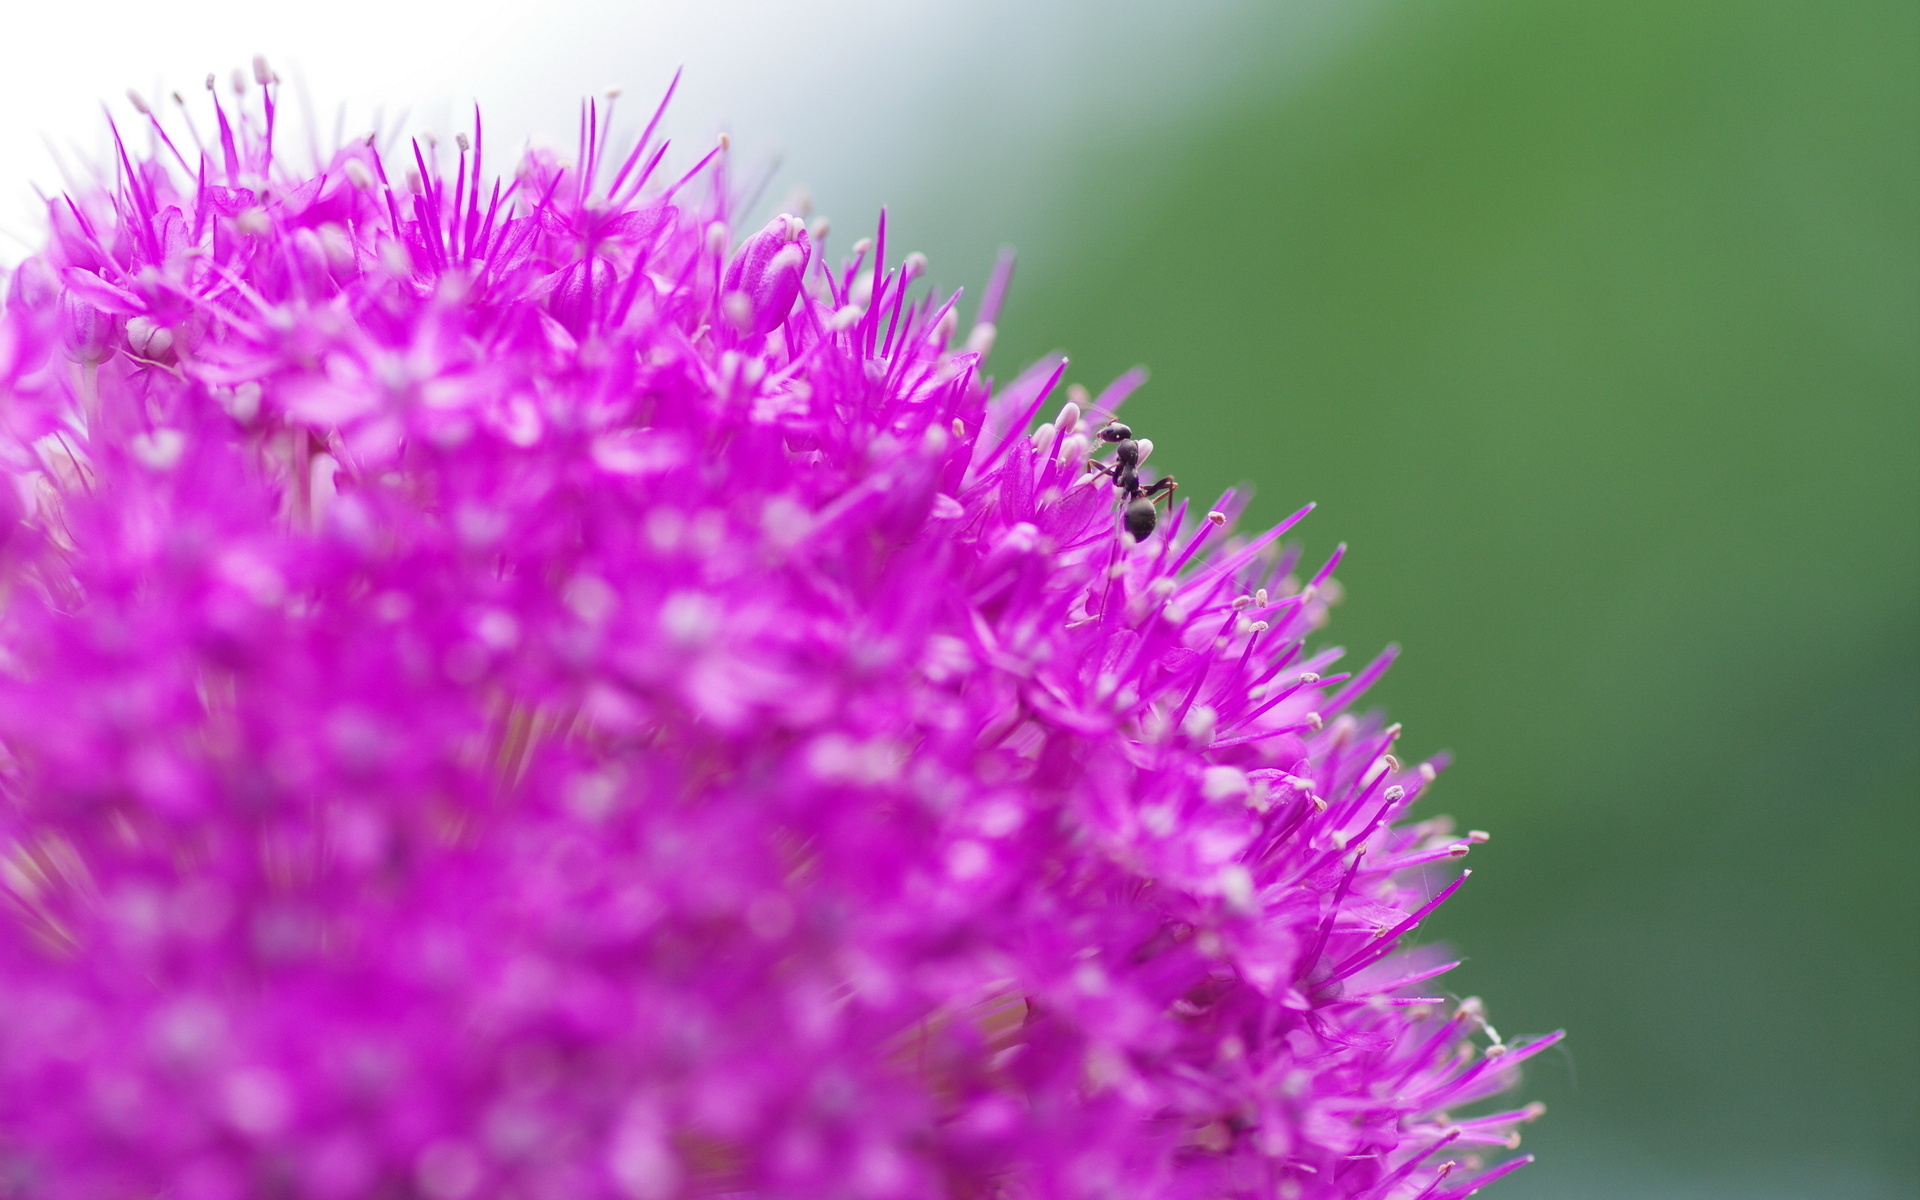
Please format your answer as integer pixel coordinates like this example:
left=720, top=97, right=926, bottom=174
left=1141, top=475, right=1178, bottom=505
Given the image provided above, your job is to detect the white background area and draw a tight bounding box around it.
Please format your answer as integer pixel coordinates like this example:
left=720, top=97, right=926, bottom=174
left=0, top=0, right=1362, bottom=286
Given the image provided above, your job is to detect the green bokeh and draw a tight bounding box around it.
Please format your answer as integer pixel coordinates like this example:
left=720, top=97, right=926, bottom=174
left=983, top=1, right=1916, bottom=1194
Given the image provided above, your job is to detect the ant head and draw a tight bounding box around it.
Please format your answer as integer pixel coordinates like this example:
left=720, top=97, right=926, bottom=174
left=1097, top=421, right=1132, bottom=443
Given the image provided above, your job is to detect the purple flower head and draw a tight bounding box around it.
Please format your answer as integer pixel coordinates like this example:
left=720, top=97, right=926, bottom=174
left=0, top=74, right=1557, bottom=1199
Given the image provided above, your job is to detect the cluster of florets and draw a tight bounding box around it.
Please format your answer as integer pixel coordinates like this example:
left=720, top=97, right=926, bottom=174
left=0, top=67, right=1555, bottom=1199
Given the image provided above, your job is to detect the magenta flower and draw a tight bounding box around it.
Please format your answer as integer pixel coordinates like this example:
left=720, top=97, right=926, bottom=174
left=0, top=71, right=1557, bottom=1199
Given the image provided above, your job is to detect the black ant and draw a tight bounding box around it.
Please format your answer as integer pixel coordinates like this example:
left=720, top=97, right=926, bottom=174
left=1088, top=421, right=1178, bottom=542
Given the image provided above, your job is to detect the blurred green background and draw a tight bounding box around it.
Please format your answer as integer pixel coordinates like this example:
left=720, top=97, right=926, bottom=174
left=893, top=0, right=1918, bottom=1195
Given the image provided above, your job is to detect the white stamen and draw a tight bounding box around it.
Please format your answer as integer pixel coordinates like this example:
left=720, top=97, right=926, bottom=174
left=903, top=252, right=927, bottom=278
left=1207, top=511, right=1226, bottom=526
left=1305, top=712, right=1324, bottom=731
left=1055, top=400, right=1081, bottom=435
left=455, top=133, right=470, bottom=153
left=126, top=89, right=151, bottom=115
left=1256, top=588, right=1269, bottom=607
left=252, top=55, right=273, bottom=86
left=851, top=237, right=873, bottom=257
left=830, top=305, right=862, bottom=331
left=809, top=217, right=830, bottom=241
left=343, top=159, right=375, bottom=191
left=965, top=322, right=996, bottom=357
left=952, top=418, right=967, bottom=439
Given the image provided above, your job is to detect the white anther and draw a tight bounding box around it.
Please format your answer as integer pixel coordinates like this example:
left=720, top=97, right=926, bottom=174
left=1311, top=795, right=1328, bottom=813
left=1419, top=763, right=1438, bottom=783
left=965, top=322, right=996, bottom=357
left=231, top=68, right=249, bottom=95
left=1150, top=578, right=1176, bottom=598
left=809, top=217, right=830, bottom=241
left=1385, top=723, right=1403, bottom=740
left=455, top=133, right=470, bottom=153
left=1305, top=712, right=1323, bottom=731
left=718, top=133, right=731, bottom=150
left=1134, top=438, right=1153, bottom=466
left=1233, top=596, right=1253, bottom=610
left=1383, top=786, right=1405, bottom=803
left=1298, top=672, right=1320, bottom=685
left=1250, top=621, right=1269, bottom=634
left=1207, top=511, right=1227, bottom=526
left=1256, top=588, right=1269, bottom=607
left=903, top=252, right=927, bottom=278
left=1384, top=754, right=1400, bottom=771
left=706, top=222, right=729, bottom=257
left=1467, top=830, right=1490, bottom=842
left=830, top=305, right=863, bottom=331
left=1055, top=399, right=1081, bottom=435
left=1029, top=422, right=1055, bottom=450
left=126, top=89, right=151, bottom=115
left=1329, top=830, right=1349, bottom=850
left=1217, top=864, right=1254, bottom=910
left=852, top=237, right=873, bottom=257
left=952, top=418, right=967, bottom=439
left=343, top=159, right=375, bottom=191
left=252, top=55, right=273, bottom=86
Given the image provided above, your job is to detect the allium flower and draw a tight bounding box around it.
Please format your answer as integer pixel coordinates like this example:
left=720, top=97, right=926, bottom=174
left=0, top=70, right=1558, bottom=1199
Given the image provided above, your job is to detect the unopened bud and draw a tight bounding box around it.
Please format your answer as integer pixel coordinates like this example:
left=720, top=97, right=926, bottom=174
left=719, top=214, right=811, bottom=336
left=6, top=257, right=57, bottom=310
left=61, top=294, right=121, bottom=364
left=125, top=315, right=174, bottom=360
left=549, top=254, right=618, bottom=337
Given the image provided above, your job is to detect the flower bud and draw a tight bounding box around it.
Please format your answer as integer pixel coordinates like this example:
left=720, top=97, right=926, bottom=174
left=720, top=213, right=810, bottom=335
left=550, top=254, right=618, bottom=336
left=60, top=293, right=120, bottom=364
left=125, top=315, right=174, bottom=360
left=6, top=257, right=56, bottom=312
